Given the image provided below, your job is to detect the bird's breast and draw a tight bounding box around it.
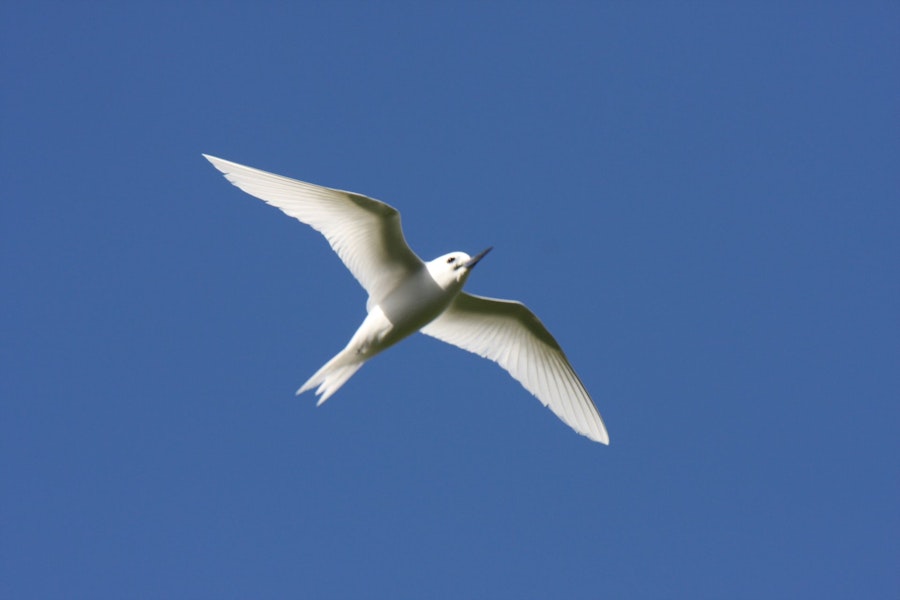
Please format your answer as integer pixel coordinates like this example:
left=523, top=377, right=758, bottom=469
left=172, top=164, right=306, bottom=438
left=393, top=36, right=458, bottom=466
left=376, top=268, right=458, bottom=339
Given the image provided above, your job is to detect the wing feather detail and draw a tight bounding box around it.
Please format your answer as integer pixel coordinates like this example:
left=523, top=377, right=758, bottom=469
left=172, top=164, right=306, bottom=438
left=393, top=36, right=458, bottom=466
left=421, top=293, right=609, bottom=444
left=204, top=154, right=423, bottom=304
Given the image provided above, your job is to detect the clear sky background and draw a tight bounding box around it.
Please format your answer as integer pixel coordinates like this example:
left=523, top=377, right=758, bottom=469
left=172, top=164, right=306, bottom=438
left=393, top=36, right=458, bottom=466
left=2, top=2, right=897, bottom=598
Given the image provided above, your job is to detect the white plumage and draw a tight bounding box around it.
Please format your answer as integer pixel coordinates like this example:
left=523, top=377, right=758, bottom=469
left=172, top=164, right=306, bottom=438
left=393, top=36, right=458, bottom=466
left=204, top=154, right=609, bottom=444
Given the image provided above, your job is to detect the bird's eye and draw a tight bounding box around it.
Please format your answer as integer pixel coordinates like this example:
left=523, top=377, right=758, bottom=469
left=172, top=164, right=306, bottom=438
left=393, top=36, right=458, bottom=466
left=447, top=257, right=456, bottom=264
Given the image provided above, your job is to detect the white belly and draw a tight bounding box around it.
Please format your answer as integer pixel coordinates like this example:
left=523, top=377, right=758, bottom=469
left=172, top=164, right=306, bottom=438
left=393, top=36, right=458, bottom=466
left=349, top=268, right=459, bottom=358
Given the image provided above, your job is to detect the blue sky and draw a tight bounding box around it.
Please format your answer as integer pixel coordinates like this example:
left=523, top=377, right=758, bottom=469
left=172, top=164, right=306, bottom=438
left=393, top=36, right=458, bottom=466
left=2, top=2, right=897, bottom=598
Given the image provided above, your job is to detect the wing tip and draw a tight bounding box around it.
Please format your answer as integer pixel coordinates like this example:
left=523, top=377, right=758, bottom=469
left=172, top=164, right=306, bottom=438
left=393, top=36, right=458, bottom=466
left=202, top=153, right=229, bottom=172
left=589, top=417, right=610, bottom=445
left=573, top=417, right=609, bottom=445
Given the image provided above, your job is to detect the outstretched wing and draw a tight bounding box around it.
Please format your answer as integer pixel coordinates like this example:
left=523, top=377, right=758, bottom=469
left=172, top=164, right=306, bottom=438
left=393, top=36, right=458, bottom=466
left=421, top=292, right=609, bottom=444
left=204, top=155, right=423, bottom=305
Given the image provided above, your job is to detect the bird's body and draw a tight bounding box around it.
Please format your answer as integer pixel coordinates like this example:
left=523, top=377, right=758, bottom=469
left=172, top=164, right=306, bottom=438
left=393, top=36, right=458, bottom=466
left=204, top=154, right=609, bottom=444
left=299, top=254, right=469, bottom=403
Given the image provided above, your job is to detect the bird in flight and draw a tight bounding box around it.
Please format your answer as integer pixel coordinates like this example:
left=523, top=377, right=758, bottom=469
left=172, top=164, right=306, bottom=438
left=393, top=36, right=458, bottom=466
left=204, top=155, right=609, bottom=444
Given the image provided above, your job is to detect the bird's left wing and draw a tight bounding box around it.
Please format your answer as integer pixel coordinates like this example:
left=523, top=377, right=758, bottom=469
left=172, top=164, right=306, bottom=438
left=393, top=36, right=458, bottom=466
left=420, top=293, right=609, bottom=444
left=204, top=155, right=423, bottom=305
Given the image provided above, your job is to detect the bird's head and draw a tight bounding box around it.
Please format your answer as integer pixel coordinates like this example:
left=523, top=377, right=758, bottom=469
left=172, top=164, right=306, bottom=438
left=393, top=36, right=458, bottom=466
left=426, top=247, right=493, bottom=288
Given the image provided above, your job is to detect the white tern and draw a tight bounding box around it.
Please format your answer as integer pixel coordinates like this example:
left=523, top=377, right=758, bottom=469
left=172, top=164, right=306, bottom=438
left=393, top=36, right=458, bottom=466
left=204, top=155, right=609, bottom=444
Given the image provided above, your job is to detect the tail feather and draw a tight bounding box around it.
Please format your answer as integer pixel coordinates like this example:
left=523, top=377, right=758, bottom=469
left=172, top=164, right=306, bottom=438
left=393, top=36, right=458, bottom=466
left=297, top=352, right=364, bottom=405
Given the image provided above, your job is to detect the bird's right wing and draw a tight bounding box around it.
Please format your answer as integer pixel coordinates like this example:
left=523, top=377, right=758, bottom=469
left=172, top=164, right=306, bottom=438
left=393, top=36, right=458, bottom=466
left=421, top=293, right=609, bottom=444
left=204, top=155, right=423, bottom=304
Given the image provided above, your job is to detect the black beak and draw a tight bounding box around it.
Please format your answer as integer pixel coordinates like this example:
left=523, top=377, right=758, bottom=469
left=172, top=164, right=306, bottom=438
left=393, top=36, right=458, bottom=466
left=464, top=246, right=493, bottom=269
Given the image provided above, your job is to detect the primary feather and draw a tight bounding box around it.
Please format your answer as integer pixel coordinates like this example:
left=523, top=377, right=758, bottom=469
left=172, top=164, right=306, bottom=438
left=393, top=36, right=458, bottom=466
left=421, top=293, right=609, bottom=444
left=203, top=154, right=423, bottom=307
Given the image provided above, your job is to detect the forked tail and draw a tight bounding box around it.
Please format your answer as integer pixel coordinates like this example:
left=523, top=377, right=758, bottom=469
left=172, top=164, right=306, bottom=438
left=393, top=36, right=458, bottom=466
left=296, top=351, right=364, bottom=406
